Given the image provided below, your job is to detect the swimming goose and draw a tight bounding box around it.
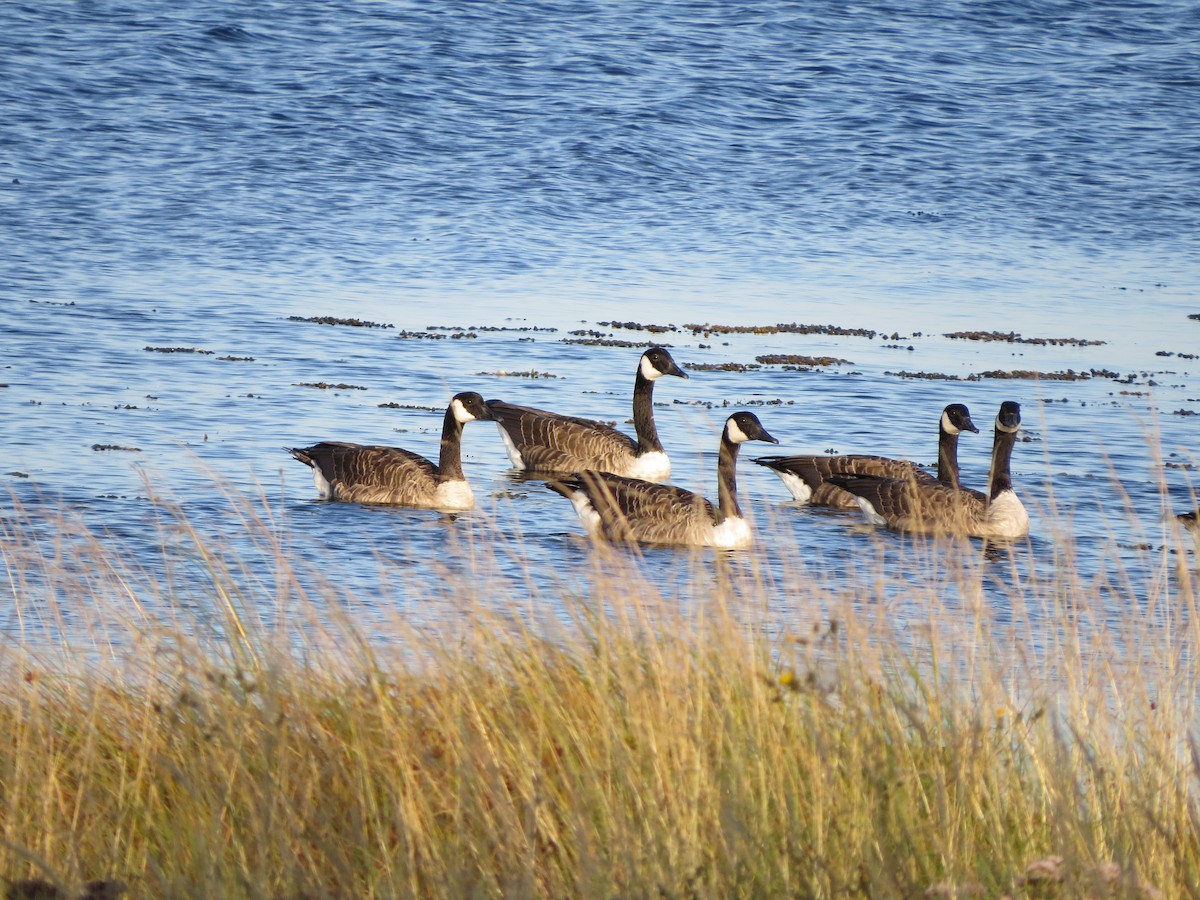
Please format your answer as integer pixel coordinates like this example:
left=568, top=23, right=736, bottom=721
left=545, top=411, right=778, bottom=549
left=754, top=403, right=979, bottom=508
left=1178, top=510, right=1199, bottom=534
left=830, top=400, right=1029, bottom=539
left=287, top=391, right=492, bottom=510
left=487, top=346, right=687, bottom=480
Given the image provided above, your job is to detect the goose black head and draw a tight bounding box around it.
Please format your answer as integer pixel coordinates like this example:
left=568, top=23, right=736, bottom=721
left=996, top=400, right=1021, bottom=433
left=942, top=403, right=980, bottom=435
left=641, top=346, right=689, bottom=381
left=725, top=411, right=779, bottom=445
left=450, top=391, right=493, bottom=423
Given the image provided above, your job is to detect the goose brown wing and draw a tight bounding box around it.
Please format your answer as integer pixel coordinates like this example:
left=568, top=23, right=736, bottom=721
left=290, top=442, right=439, bottom=504
left=758, top=453, right=930, bottom=482
left=831, top=474, right=987, bottom=535
left=487, top=400, right=639, bottom=472
left=757, top=454, right=932, bottom=508
left=570, top=471, right=717, bottom=544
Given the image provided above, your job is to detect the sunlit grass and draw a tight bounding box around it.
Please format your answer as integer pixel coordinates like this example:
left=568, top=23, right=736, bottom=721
left=1, top=487, right=1198, bottom=898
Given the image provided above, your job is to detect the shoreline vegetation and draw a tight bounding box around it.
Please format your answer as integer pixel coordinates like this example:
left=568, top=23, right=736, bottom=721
left=1, top=489, right=1198, bottom=898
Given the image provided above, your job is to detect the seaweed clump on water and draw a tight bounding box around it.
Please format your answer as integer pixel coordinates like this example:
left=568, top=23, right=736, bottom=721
left=144, top=346, right=215, bottom=354
left=887, top=371, right=963, bottom=381
left=756, top=354, right=852, bottom=367
left=1156, top=350, right=1199, bottom=360
left=598, top=321, right=679, bottom=334
left=944, top=331, right=1106, bottom=347
left=429, top=324, right=557, bottom=333
left=287, top=315, right=394, bottom=329
left=974, top=368, right=1117, bottom=382
left=561, top=338, right=658, bottom=348
left=475, top=370, right=559, bottom=379
left=685, top=362, right=762, bottom=372
left=684, top=323, right=877, bottom=339
left=295, top=382, right=367, bottom=390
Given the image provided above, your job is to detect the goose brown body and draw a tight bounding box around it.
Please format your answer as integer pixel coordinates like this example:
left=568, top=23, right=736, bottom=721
left=288, top=392, right=491, bottom=510
left=755, top=403, right=978, bottom=508
left=487, top=347, right=686, bottom=479
left=546, top=411, right=778, bottom=549
left=831, top=401, right=1029, bottom=540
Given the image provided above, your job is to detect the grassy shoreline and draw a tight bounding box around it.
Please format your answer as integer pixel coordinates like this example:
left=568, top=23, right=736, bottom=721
left=1, top=495, right=1198, bottom=898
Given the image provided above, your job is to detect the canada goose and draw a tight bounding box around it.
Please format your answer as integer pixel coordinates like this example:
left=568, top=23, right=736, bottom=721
left=1178, top=510, right=1199, bottom=534
left=545, top=411, right=778, bottom=549
left=487, top=346, right=687, bottom=479
left=754, top=403, right=979, bottom=508
left=830, top=400, right=1029, bottom=540
left=287, top=391, right=492, bottom=510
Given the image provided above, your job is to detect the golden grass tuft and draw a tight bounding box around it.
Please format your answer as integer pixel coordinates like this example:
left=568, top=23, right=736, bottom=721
left=0, top=488, right=1198, bottom=898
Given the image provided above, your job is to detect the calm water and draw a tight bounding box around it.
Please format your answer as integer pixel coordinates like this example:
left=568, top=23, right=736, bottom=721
left=2, top=0, right=1199, bottom=647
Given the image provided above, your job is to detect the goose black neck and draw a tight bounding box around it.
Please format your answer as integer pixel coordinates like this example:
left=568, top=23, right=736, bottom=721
left=987, top=427, right=1017, bottom=500
left=437, top=406, right=466, bottom=482
left=936, top=425, right=962, bottom=489
left=631, top=367, right=665, bottom=454
left=715, top=432, right=743, bottom=522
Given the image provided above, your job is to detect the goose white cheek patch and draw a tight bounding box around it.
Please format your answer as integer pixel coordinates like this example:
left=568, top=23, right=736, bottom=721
left=640, top=354, right=663, bottom=380
left=726, top=418, right=751, bottom=444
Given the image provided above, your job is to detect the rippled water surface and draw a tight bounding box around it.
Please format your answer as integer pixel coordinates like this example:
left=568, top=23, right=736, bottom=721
left=3, top=0, right=1199, bottom=647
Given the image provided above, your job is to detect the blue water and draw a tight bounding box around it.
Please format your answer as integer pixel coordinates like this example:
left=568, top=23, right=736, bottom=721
left=2, top=0, right=1199, bottom=647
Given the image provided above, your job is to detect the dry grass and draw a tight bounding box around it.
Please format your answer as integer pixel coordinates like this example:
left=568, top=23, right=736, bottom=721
left=0, top=488, right=1198, bottom=899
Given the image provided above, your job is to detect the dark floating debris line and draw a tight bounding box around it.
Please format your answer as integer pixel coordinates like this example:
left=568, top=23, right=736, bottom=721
left=386, top=330, right=481, bottom=340
left=976, top=368, right=1118, bottom=381
left=428, top=324, right=558, bottom=333
left=599, top=321, right=679, bottom=334
left=756, top=354, right=852, bottom=367
left=672, top=398, right=798, bottom=409
left=943, top=330, right=1106, bottom=346
left=684, top=322, right=879, bottom=339
left=287, top=315, right=394, bottom=329
left=561, top=338, right=662, bottom=348
left=475, top=370, right=559, bottom=378
left=295, top=382, right=367, bottom=390
left=686, top=362, right=763, bottom=372
left=92, top=444, right=141, bottom=452
left=592, top=320, right=888, bottom=339
left=377, top=402, right=440, bottom=411
left=144, top=346, right=214, bottom=354
left=888, top=368, right=1123, bottom=382
left=1156, top=350, right=1199, bottom=360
